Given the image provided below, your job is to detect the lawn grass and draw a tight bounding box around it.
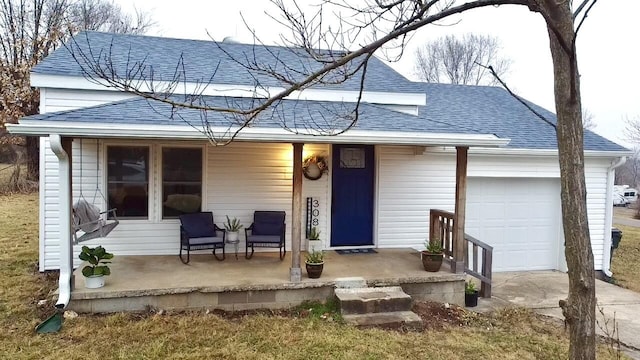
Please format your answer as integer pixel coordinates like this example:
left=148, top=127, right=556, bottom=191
left=611, top=224, right=640, bottom=293
left=0, top=192, right=626, bottom=359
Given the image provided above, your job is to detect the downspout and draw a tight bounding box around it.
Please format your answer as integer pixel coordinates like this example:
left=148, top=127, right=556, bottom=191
left=49, top=134, right=72, bottom=309
left=602, top=156, right=627, bottom=277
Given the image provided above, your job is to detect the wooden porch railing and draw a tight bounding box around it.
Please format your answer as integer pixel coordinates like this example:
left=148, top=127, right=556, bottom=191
left=429, top=209, right=455, bottom=263
left=429, top=209, right=493, bottom=298
left=463, top=233, right=493, bottom=298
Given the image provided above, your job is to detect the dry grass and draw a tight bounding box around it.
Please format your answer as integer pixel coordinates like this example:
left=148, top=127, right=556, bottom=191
left=611, top=224, right=640, bottom=293
left=0, top=193, right=626, bottom=359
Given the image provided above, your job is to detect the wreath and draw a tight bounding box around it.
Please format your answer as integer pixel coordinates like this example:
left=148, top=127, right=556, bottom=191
left=303, top=155, right=328, bottom=180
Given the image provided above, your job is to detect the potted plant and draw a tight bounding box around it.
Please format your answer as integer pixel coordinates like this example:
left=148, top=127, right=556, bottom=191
left=224, top=216, right=243, bottom=242
left=307, top=226, right=322, bottom=252
left=305, top=250, right=325, bottom=279
left=79, top=245, right=114, bottom=289
left=421, top=238, right=444, bottom=272
left=465, top=281, right=479, bottom=307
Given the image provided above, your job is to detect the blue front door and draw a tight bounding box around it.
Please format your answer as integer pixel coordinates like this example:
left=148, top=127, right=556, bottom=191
left=331, top=144, right=375, bottom=247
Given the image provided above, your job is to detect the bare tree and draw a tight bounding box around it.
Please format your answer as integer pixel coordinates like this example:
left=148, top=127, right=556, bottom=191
left=414, top=33, right=510, bottom=85
left=615, top=148, right=640, bottom=187
left=624, top=115, right=640, bottom=144
left=583, top=108, right=596, bottom=130
left=0, top=0, right=153, bottom=182
left=67, top=0, right=599, bottom=358
left=68, top=0, right=154, bottom=34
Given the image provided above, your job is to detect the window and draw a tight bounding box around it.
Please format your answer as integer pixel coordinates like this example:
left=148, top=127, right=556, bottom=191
left=107, top=146, right=149, bottom=219
left=162, top=147, right=203, bottom=218
left=339, top=147, right=366, bottom=168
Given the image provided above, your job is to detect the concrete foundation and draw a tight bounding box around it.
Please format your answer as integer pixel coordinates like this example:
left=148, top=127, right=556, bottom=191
left=68, top=249, right=465, bottom=313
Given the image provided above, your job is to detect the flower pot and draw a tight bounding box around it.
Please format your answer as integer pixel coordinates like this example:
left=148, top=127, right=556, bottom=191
left=227, top=231, right=239, bottom=242
left=305, top=261, right=324, bottom=279
left=84, top=275, right=105, bottom=289
left=465, top=290, right=479, bottom=307
left=421, top=251, right=443, bottom=272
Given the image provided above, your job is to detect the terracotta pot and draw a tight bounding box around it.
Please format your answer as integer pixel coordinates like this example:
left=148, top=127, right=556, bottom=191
left=465, top=290, right=479, bottom=307
left=421, top=251, right=443, bottom=272
left=305, top=262, right=324, bottom=278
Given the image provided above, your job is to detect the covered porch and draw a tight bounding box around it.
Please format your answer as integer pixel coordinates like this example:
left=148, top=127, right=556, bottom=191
left=69, top=249, right=465, bottom=313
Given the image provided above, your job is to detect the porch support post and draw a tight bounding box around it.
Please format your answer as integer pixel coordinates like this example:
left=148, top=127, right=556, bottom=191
left=453, top=146, right=468, bottom=273
left=290, top=143, right=304, bottom=282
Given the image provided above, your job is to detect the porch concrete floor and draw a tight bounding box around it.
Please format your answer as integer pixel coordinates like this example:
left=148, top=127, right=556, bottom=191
left=71, top=249, right=462, bottom=300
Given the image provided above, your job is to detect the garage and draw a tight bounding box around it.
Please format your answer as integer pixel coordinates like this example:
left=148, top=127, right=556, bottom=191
left=466, top=178, right=562, bottom=272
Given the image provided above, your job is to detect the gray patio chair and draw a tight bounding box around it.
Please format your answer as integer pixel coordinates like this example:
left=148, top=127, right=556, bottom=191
left=245, top=211, right=286, bottom=260
left=179, top=212, right=226, bottom=264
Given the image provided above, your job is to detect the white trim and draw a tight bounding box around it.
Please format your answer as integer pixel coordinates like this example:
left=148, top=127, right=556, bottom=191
left=30, top=73, right=427, bottom=106
left=473, top=147, right=633, bottom=158
left=8, top=121, right=511, bottom=148
left=39, top=88, right=47, bottom=114
left=38, top=137, right=46, bottom=272
left=423, top=146, right=632, bottom=158
left=373, top=144, right=380, bottom=248
left=603, top=157, right=627, bottom=276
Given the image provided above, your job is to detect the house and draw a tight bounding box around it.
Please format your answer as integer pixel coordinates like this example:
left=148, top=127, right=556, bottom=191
left=7, top=31, right=629, bottom=310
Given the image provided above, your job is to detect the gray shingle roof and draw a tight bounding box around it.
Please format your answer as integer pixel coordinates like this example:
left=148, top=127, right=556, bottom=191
left=22, top=90, right=628, bottom=152
left=25, top=96, right=454, bottom=133
left=33, top=31, right=424, bottom=93
left=415, top=82, right=628, bottom=151
left=28, top=31, right=627, bottom=152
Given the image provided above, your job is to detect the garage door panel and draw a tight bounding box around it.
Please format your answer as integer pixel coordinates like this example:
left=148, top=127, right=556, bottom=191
left=467, top=178, right=561, bottom=272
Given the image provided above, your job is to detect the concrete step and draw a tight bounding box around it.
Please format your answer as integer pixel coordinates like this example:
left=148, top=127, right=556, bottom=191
left=342, top=311, right=423, bottom=331
left=335, top=286, right=412, bottom=315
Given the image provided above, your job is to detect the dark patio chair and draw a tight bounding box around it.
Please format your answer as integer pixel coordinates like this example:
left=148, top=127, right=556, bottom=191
left=245, top=211, right=286, bottom=260
left=179, top=212, right=226, bottom=264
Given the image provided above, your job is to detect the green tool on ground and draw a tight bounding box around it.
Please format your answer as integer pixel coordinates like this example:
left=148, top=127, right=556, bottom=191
left=35, top=312, right=62, bottom=334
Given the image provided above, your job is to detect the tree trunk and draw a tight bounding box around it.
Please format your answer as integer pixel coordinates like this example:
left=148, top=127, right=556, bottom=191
left=26, top=136, right=39, bottom=181
left=541, top=2, right=596, bottom=359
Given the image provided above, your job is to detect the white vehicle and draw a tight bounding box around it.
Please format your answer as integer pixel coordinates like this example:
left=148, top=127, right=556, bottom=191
left=614, top=185, right=638, bottom=203
left=613, top=193, right=629, bottom=207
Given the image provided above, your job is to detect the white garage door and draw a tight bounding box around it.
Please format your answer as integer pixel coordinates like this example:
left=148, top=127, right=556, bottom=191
left=466, top=178, right=562, bottom=272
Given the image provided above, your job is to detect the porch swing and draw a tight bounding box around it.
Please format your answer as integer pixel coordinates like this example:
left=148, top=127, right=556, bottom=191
left=72, top=139, right=119, bottom=244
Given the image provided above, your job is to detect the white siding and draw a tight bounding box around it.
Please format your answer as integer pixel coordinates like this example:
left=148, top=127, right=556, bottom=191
left=377, top=146, right=612, bottom=271
left=42, top=88, right=134, bottom=113
left=41, top=137, right=330, bottom=270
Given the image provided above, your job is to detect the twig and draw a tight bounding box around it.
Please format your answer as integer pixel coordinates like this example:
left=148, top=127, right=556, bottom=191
left=477, top=62, right=556, bottom=129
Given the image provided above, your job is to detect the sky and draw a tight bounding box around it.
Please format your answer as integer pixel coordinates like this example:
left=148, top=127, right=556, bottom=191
left=116, top=0, right=640, bottom=147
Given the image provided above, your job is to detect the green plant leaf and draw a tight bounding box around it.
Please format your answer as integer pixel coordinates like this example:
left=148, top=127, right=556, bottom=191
left=81, top=266, right=94, bottom=277
left=87, top=256, right=98, bottom=265
left=95, top=246, right=106, bottom=258
left=78, top=252, right=90, bottom=261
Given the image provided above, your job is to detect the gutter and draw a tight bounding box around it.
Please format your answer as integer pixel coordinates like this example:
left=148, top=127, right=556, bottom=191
left=603, top=156, right=627, bottom=277
left=6, top=121, right=511, bottom=148
left=49, top=134, right=72, bottom=309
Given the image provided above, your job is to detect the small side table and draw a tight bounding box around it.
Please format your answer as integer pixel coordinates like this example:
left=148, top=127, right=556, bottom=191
left=226, top=239, right=240, bottom=260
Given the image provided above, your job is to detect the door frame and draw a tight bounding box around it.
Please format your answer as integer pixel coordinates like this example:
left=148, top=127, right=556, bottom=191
left=327, top=144, right=379, bottom=249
